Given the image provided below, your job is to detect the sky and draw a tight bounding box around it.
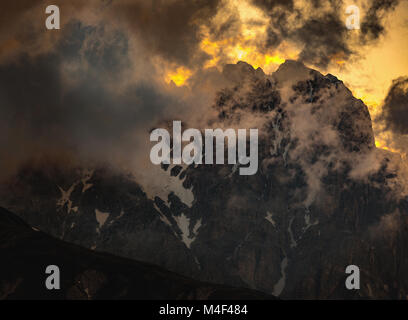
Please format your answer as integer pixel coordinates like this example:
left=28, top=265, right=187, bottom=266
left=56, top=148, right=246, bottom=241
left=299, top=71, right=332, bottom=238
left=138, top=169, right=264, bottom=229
left=0, top=0, right=407, bottom=178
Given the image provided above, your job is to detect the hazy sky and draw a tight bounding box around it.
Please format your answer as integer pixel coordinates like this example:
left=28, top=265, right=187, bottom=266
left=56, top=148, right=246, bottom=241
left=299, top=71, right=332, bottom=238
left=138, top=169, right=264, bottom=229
left=332, top=1, right=408, bottom=109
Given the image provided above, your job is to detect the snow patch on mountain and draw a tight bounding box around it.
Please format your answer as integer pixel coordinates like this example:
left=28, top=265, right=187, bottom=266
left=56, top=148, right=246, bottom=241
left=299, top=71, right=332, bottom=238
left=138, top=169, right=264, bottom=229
left=108, top=209, right=125, bottom=226
left=173, top=214, right=202, bottom=249
left=288, top=217, right=297, bottom=248
left=95, top=209, right=109, bottom=229
left=265, top=211, right=276, bottom=227
left=81, top=169, right=94, bottom=193
left=303, top=212, right=319, bottom=232
left=57, top=183, right=79, bottom=213
left=273, top=255, right=288, bottom=297
left=144, top=165, right=194, bottom=208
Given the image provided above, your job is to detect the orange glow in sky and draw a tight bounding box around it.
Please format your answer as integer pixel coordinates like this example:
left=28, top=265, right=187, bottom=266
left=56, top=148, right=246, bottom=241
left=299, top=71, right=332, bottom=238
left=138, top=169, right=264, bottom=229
left=163, top=0, right=408, bottom=154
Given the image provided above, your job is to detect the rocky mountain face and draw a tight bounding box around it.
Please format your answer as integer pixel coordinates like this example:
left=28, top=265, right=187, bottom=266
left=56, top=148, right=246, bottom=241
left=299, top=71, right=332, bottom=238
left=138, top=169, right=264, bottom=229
left=2, top=60, right=408, bottom=299
left=0, top=207, right=274, bottom=300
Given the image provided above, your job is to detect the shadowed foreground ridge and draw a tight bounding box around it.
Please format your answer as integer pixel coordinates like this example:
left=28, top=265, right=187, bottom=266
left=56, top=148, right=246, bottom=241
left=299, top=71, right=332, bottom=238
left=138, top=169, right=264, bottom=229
left=0, top=207, right=274, bottom=300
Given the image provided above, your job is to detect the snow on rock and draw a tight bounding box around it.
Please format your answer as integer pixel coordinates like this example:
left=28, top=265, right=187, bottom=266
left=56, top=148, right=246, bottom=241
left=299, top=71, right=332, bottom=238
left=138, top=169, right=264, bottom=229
left=288, top=216, right=297, bottom=248
left=173, top=214, right=202, bottom=249
left=81, top=169, right=94, bottom=193
left=194, top=256, right=201, bottom=270
left=95, top=209, right=110, bottom=229
left=270, top=112, right=285, bottom=156
left=143, top=164, right=194, bottom=208
left=192, top=218, right=202, bottom=236
left=273, top=255, right=288, bottom=297
left=108, top=209, right=125, bottom=226
left=84, top=288, right=91, bottom=299
left=265, top=211, right=276, bottom=227
left=57, top=183, right=79, bottom=213
left=303, top=212, right=319, bottom=232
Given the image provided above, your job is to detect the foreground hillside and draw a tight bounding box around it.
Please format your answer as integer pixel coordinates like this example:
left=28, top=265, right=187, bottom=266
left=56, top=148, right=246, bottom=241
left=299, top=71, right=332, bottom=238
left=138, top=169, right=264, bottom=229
left=0, top=207, right=274, bottom=300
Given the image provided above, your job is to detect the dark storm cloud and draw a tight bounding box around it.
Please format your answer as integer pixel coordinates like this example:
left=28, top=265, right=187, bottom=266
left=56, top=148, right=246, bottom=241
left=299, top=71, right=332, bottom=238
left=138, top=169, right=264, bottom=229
left=252, top=0, right=295, bottom=10
left=250, top=0, right=351, bottom=68
left=0, top=0, right=222, bottom=67
left=294, top=12, right=353, bottom=68
left=251, top=0, right=294, bottom=47
left=251, top=0, right=400, bottom=68
left=0, top=0, right=97, bottom=62
left=0, top=0, right=404, bottom=178
left=381, top=77, right=408, bottom=134
left=360, top=0, right=401, bottom=42
left=0, top=1, right=38, bottom=29
left=1, top=0, right=400, bottom=70
left=0, top=1, right=44, bottom=60
left=0, top=21, right=180, bottom=175
left=110, top=0, right=222, bottom=67
left=207, top=13, right=241, bottom=41
left=0, top=0, right=226, bottom=178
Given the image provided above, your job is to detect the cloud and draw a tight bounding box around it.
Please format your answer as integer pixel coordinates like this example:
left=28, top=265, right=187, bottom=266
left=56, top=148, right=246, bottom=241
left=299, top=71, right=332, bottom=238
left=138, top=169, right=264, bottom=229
left=0, top=21, right=185, bottom=179
left=108, top=0, right=223, bottom=67
left=0, top=0, right=223, bottom=68
left=0, top=0, right=97, bottom=63
left=360, top=0, right=401, bottom=42
left=250, top=0, right=401, bottom=69
left=381, top=77, right=408, bottom=134
left=0, top=0, right=402, bottom=71
left=374, top=76, right=408, bottom=187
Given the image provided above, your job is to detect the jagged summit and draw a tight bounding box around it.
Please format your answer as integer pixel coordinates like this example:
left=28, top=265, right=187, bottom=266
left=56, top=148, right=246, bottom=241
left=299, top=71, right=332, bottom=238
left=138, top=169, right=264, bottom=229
left=273, top=59, right=312, bottom=84
left=271, top=60, right=342, bottom=88
left=221, top=59, right=343, bottom=92
left=222, top=60, right=265, bottom=83
left=216, top=59, right=374, bottom=152
left=222, top=59, right=309, bottom=83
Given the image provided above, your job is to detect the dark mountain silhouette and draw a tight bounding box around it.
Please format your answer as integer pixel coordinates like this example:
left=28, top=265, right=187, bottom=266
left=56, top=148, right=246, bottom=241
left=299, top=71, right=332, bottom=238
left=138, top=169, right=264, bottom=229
left=0, top=207, right=274, bottom=300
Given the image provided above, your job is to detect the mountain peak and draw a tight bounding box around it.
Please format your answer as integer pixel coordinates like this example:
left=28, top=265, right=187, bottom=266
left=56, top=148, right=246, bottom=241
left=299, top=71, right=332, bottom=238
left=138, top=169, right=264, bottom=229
left=273, top=59, right=314, bottom=85
left=222, top=61, right=265, bottom=83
